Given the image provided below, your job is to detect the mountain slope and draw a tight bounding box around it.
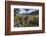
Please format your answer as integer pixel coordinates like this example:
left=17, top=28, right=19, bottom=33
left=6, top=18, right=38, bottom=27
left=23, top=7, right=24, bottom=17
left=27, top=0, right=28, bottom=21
left=24, top=10, right=39, bottom=15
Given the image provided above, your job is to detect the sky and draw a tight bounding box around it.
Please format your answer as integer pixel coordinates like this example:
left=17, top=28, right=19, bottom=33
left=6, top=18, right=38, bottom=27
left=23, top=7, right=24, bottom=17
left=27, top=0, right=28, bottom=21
left=15, top=8, right=39, bottom=14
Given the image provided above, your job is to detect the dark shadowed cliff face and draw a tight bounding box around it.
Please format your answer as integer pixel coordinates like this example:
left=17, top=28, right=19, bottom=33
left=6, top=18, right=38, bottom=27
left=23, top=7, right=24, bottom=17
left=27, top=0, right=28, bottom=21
left=30, top=10, right=39, bottom=15
left=24, top=10, right=39, bottom=15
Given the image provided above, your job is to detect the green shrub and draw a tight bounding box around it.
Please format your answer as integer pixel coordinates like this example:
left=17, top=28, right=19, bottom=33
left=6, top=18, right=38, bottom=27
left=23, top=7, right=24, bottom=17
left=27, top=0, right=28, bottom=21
left=14, top=16, right=21, bottom=21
